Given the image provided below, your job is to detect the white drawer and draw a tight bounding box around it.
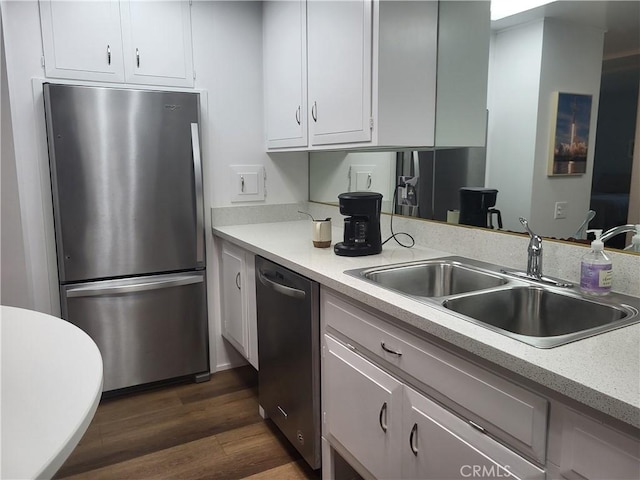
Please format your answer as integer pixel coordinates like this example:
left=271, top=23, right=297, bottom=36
left=322, top=288, right=548, bottom=465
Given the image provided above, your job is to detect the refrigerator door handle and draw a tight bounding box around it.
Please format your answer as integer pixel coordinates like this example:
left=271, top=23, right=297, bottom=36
left=66, top=274, right=204, bottom=298
left=191, top=123, right=205, bottom=266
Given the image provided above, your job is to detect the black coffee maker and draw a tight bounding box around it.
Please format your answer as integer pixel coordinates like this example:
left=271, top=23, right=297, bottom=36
left=459, top=187, right=503, bottom=229
left=334, top=192, right=383, bottom=256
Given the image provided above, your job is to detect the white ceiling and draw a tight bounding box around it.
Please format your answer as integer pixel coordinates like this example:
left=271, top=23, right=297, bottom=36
left=490, top=0, right=640, bottom=59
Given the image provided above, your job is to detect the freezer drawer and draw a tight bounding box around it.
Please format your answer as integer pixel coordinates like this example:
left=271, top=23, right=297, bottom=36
left=61, top=272, right=208, bottom=392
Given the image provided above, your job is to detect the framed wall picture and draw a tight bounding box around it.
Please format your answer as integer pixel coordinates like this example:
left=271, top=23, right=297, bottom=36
left=547, top=92, right=593, bottom=176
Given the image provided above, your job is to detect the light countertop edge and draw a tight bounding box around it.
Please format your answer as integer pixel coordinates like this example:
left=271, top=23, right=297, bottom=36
left=212, top=221, right=640, bottom=429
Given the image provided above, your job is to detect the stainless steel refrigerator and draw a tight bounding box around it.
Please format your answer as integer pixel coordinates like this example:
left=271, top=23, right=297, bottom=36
left=44, top=83, right=209, bottom=392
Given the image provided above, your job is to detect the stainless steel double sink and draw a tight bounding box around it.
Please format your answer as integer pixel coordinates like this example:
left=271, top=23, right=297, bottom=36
left=345, top=257, right=640, bottom=348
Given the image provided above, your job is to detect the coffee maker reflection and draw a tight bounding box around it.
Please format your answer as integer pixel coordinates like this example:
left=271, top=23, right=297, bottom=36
left=459, top=187, right=503, bottom=229
left=334, top=192, right=383, bottom=256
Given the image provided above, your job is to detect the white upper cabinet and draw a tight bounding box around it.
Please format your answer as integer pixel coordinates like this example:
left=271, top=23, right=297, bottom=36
left=120, top=1, right=193, bottom=87
left=263, top=0, right=490, bottom=151
left=40, top=1, right=125, bottom=82
left=39, top=0, right=194, bottom=87
left=263, top=0, right=307, bottom=149
left=307, top=0, right=372, bottom=146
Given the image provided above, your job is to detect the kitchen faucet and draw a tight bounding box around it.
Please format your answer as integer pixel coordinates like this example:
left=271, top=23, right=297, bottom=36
left=520, top=217, right=543, bottom=278
left=600, top=224, right=637, bottom=243
left=500, top=217, right=573, bottom=288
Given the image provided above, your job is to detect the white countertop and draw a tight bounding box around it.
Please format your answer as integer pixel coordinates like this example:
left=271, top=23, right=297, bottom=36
left=213, top=220, right=640, bottom=429
left=1, top=306, right=103, bottom=479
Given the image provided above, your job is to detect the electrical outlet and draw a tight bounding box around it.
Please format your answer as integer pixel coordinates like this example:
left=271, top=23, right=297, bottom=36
left=554, top=201, right=568, bottom=219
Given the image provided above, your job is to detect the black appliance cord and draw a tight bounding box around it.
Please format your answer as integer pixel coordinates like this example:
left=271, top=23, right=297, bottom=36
left=381, top=185, right=415, bottom=248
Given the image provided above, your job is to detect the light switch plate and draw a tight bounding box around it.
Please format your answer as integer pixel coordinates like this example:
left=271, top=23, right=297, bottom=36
left=554, top=201, right=568, bottom=219
left=350, top=165, right=375, bottom=191
left=230, top=165, right=265, bottom=203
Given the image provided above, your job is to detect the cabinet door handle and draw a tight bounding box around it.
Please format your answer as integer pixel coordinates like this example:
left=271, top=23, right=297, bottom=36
left=381, top=342, right=402, bottom=356
left=235, top=272, right=241, bottom=290
left=107, top=44, right=111, bottom=65
left=409, top=423, right=418, bottom=456
left=311, top=101, right=317, bottom=122
left=367, top=173, right=372, bottom=189
left=378, top=402, right=388, bottom=433
left=136, top=48, right=140, bottom=68
left=295, top=105, right=301, bottom=125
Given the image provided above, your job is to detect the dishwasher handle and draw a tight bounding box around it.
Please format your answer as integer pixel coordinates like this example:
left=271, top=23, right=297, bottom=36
left=258, top=269, right=306, bottom=300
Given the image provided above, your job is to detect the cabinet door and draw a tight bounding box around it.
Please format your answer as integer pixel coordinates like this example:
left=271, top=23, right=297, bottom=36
left=402, top=387, right=544, bottom=480
left=120, top=0, right=194, bottom=87
left=307, top=0, right=372, bottom=146
left=558, top=409, right=640, bottom=480
left=221, top=244, right=247, bottom=357
left=324, top=335, right=402, bottom=479
left=263, top=0, right=307, bottom=149
left=40, top=0, right=125, bottom=82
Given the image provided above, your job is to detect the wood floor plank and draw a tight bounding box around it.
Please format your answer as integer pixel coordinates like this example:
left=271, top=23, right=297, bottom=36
left=55, top=366, right=319, bottom=480
left=57, top=391, right=261, bottom=477
left=243, top=460, right=318, bottom=480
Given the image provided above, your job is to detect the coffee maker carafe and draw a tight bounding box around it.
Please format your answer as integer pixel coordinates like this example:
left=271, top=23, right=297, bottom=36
left=459, top=187, right=503, bottom=229
left=334, top=192, right=383, bottom=256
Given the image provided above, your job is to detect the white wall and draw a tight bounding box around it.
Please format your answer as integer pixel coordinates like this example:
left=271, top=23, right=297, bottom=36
left=1, top=14, right=31, bottom=309
left=309, top=151, right=395, bottom=208
left=530, top=20, right=604, bottom=238
left=192, top=1, right=307, bottom=209
left=1, top=0, right=60, bottom=314
left=486, top=18, right=605, bottom=237
left=486, top=20, right=544, bottom=232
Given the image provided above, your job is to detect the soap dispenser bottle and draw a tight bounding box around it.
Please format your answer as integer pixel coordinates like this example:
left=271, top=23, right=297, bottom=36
left=580, top=229, right=612, bottom=295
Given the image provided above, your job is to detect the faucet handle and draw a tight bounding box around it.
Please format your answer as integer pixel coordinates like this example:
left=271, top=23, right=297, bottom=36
left=518, top=217, right=542, bottom=250
left=519, top=217, right=534, bottom=236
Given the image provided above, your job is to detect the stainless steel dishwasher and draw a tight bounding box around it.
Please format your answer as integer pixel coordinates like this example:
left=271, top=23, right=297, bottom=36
left=255, top=256, right=321, bottom=470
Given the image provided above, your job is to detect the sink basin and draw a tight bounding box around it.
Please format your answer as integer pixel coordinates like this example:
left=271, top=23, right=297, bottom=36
left=354, top=259, right=507, bottom=298
left=443, top=286, right=638, bottom=348
left=346, top=256, right=640, bottom=348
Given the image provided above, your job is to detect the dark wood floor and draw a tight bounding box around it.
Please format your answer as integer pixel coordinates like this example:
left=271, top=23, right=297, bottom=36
left=55, top=366, right=321, bottom=480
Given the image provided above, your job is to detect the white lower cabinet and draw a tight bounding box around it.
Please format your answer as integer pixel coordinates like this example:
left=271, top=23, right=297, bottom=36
left=219, top=240, right=258, bottom=369
left=325, top=335, right=402, bottom=479
left=323, top=334, right=544, bottom=480
left=321, top=288, right=640, bottom=480
left=549, top=407, right=640, bottom=480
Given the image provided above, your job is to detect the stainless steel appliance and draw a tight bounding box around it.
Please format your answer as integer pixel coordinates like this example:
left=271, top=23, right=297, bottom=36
left=396, top=148, right=487, bottom=221
left=255, top=256, right=321, bottom=470
left=334, top=192, right=383, bottom=257
left=44, top=83, right=209, bottom=392
left=459, top=187, right=503, bottom=229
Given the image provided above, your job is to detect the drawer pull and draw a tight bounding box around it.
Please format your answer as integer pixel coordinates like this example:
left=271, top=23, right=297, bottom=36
left=379, top=402, right=388, bottom=433
left=381, top=342, right=402, bottom=356
left=409, top=423, right=418, bottom=456
left=469, top=420, right=486, bottom=433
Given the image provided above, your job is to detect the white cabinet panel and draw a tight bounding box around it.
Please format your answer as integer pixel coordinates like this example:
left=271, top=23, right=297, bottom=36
left=307, top=0, right=372, bottom=145
left=220, top=241, right=258, bottom=369
left=402, top=387, right=544, bottom=480
left=324, top=335, right=402, bottom=480
left=39, top=0, right=193, bottom=87
left=263, top=0, right=307, bottom=148
left=120, top=0, right=194, bottom=87
left=221, top=244, right=247, bottom=358
left=40, top=0, right=125, bottom=82
left=558, top=409, right=640, bottom=480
